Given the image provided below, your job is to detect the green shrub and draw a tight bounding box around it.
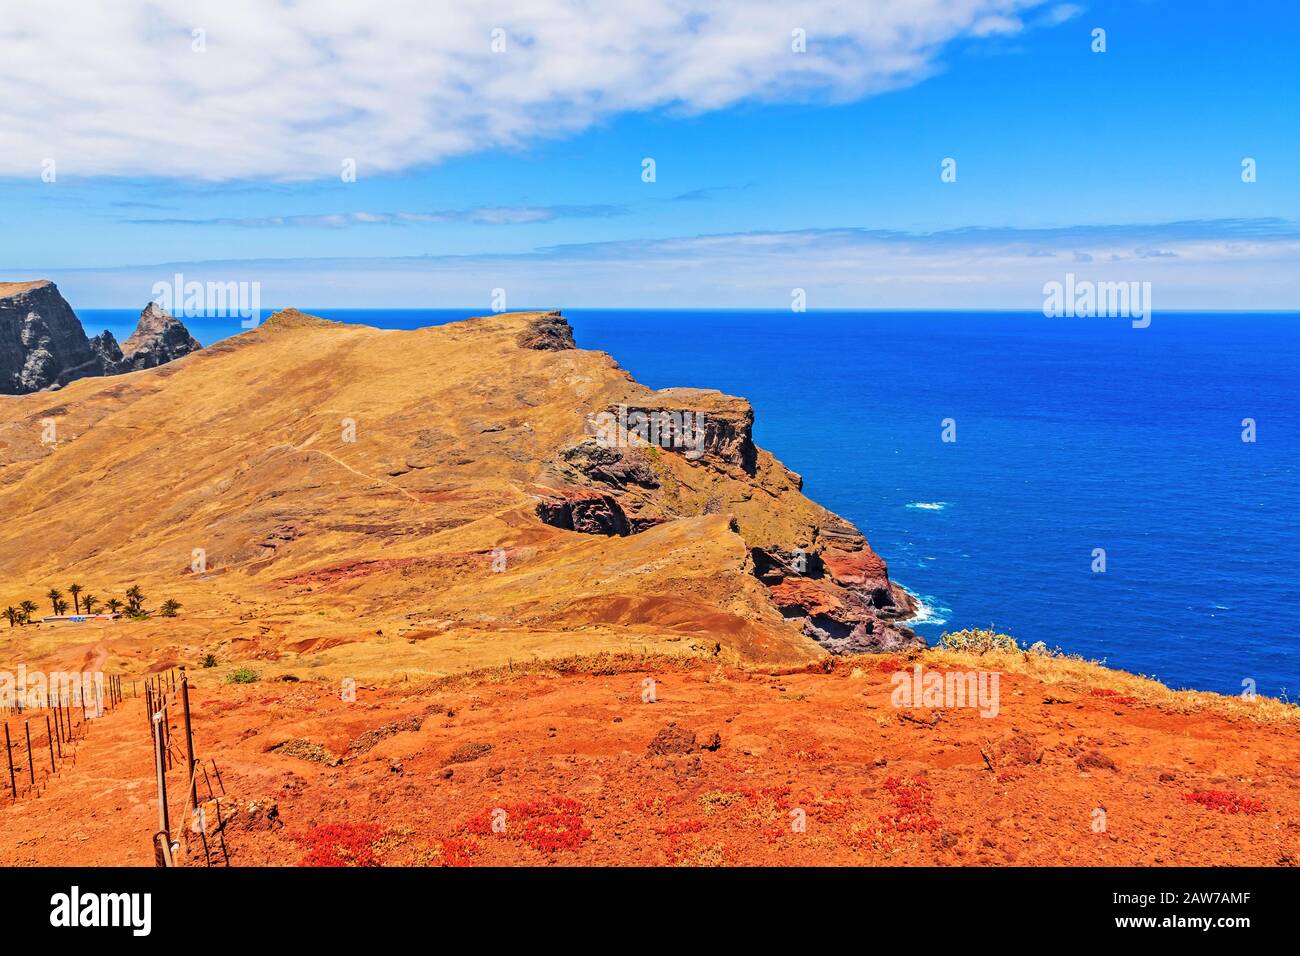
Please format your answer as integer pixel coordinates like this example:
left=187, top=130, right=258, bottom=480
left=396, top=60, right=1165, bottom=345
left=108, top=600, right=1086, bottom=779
left=939, top=627, right=1018, bottom=653
left=200, top=653, right=218, bottom=668
left=227, top=666, right=260, bottom=684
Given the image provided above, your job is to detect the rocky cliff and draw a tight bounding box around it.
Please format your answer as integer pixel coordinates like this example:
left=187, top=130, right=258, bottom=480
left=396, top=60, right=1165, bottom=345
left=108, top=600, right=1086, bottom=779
left=0, top=281, right=107, bottom=394
left=0, top=281, right=201, bottom=393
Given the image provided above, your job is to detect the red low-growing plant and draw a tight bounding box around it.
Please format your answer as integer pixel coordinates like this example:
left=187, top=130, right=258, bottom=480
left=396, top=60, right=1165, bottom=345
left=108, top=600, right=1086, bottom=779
left=879, top=776, right=942, bottom=833
left=434, top=837, right=474, bottom=867
left=1184, top=790, right=1266, bottom=815
left=876, top=658, right=904, bottom=674
left=295, top=822, right=383, bottom=867
left=805, top=787, right=855, bottom=822
left=463, top=796, right=592, bottom=853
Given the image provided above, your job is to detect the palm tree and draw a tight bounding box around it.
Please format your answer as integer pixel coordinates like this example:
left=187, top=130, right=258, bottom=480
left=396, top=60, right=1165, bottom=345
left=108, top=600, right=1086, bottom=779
left=68, top=583, right=83, bottom=615
left=160, top=599, right=182, bottom=617
left=47, top=588, right=63, bottom=616
left=124, top=585, right=144, bottom=614
left=53, top=597, right=69, bottom=616
left=3, top=607, right=18, bottom=628
left=105, top=598, right=123, bottom=616
left=19, top=600, right=38, bottom=624
left=81, top=594, right=99, bottom=615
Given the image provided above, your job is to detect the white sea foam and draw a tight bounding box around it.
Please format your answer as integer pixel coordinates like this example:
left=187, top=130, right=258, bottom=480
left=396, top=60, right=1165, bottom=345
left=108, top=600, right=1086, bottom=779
left=899, top=586, right=950, bottom=627
left=906, top=501, right=947, bottom=511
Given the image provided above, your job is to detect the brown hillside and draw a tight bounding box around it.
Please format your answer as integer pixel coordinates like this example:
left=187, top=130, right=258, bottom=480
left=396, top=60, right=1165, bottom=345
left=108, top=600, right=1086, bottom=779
left=0, top=310, right=915, bottom=680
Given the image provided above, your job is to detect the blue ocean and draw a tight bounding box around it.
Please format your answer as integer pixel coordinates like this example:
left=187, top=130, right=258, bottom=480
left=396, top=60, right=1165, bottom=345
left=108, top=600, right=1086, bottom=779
left=82, top=308, right=1300, bottom=697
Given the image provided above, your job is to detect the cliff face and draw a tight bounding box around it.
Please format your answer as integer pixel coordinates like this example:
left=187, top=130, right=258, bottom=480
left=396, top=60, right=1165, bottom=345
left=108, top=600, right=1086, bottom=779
left=0, top=282, right=201, bottom=393
left=0, top=309, right=917, bottom=674
left=0, top=281, right=106, bottom=394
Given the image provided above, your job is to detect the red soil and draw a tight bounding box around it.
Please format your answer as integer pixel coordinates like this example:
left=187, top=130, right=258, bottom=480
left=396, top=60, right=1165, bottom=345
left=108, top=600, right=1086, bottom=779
left=0, top=661, right=1296, bottom=867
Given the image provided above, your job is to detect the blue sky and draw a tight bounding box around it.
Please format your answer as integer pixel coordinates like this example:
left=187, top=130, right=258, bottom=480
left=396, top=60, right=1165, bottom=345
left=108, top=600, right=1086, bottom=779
left=1, top=0, right=1297, bottom=309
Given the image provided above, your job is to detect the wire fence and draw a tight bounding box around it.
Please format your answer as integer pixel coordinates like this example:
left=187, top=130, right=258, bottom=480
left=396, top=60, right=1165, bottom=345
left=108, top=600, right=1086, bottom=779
left=145, top=668, right=231, bottom=867
left=3, top=667, right=232, bottom=866
left=2, top=673, right=124, bottom=800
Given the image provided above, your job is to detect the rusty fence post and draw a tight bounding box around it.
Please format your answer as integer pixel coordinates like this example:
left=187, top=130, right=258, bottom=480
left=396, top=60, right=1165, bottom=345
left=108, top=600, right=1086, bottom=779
left=152, top=708, right=170, bottom=838
left=24, top=720, right=35, bottom=790
left=45, top=716, right=55, bottom=774
left=163, top=702, right=172, bottom=770
left=180, top=667, right=197, bottom=807
left=3, top=723, right=14, bottom=798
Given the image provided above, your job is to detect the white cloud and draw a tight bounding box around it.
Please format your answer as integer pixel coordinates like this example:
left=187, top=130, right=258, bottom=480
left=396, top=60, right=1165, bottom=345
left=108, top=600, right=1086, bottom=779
left=121, top=204, right=627, bottom=227
left=0, top=0, right=1053, bottom=181
left=42, top=220, right=1300, bottom=310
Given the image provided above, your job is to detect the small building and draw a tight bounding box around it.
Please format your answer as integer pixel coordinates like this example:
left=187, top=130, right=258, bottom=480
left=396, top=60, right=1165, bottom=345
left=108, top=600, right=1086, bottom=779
left=39, top=613, right=121, bottom=624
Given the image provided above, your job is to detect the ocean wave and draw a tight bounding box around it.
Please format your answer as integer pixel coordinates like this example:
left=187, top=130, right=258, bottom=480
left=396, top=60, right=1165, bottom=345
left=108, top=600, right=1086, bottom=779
left=899, top=587, right=950, bottom=627
left=906, top=501, right=948, bottom=511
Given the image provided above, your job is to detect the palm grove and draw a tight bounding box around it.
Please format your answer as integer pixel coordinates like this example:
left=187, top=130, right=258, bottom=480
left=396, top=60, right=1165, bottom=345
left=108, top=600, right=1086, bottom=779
left=4, top=583, right=180, bottom=626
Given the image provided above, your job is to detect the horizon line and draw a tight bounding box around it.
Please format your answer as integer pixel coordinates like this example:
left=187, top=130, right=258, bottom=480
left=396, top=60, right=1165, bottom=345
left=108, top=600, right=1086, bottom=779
left=74, top=305, right=1300, bottom=316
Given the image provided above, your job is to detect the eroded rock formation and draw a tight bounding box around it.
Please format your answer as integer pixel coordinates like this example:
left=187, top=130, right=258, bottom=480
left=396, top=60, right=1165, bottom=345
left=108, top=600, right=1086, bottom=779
left=0, top=281, right=201, bottom=393
left=119, top=302, right=203, bottom=370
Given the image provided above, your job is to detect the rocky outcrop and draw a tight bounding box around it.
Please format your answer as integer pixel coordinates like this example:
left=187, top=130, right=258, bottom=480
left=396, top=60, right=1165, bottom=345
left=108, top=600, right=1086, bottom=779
left=517, top=311, right=575, bottom=351
left=535, top=487, right=665, bottom=536
left=561, top=439, right=660, bottom=489
left=0, top=281, right=107, bottom=394
left=0, top=283, right=201, bottom=394
left=751, top=518, right=922, bottom=655
left=119, top=302, right=202, bottom=370
left=606, top=390, right=758, bottom=474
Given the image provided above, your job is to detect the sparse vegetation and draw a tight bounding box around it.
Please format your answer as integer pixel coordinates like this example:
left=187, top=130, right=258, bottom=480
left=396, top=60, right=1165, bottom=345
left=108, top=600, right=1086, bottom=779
left=228, top=666, right=261, bottom=684
left=3, top=606, right=18, bottom=628
left=924, top=643, right=1300, bottom=725
left=81, top=593, right=99, bottom=615
left=46, top=588, right=63, bottom=616
left=201, top=653, right=218, bottom=668
left=463, top=796, right=591, bottom=853
left=160, top=598, right=182, bottom=617
left=19, top=600, right=37, bottom=624
left=68, top=583, right=82, bottom=614
left=939, top=627, right=1018, bottom=653
left=106, top=598, right=123, bottom=615
left=294, top=822, right=383, bottom=867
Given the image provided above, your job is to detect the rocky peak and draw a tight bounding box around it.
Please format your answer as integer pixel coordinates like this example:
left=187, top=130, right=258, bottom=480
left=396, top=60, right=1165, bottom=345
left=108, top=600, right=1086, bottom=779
left=120, top=302, right=202, bottom=370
